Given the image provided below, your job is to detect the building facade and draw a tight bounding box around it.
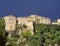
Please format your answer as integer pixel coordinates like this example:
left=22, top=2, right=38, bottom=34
left=4, top=15, right=16, bottom=32
left=17, top=14, right=51, bottom=30
left=42, top=17, right=51, bottom=24
left=51, top=19, right=60, bottom=25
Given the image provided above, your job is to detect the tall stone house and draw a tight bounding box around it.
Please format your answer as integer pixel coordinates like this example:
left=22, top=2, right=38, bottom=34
left=4, top=15, right=16, bottom=37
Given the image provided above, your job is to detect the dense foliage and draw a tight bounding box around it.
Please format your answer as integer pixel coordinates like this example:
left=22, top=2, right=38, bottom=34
left=34, top=23, right=60, bottom=46
left=0, top=18, right=8, bottom=46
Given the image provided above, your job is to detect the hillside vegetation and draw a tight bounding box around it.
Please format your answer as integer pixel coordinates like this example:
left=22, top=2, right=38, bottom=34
left=0, top=18, right=8, bottom=46
left=0, top=18, right=60, bottom=46
left=33, top=23, right=60, bottom=46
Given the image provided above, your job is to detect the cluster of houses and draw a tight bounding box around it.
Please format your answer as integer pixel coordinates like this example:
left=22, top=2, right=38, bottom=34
left=3, top=14, right=60, bottom=37
left=4, top=14, right=50, bottom=31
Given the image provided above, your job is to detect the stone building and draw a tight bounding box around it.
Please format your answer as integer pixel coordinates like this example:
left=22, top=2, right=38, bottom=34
left=17, top=14, right=51, bottom=30
left=4, top=15, right=16, bottom=31
left=17, top=16, right=34, bottom=35
left=57, top=19, right=60, bottom=24
left=4, top=15, right=16, bottom=37
left=52, top=22, right=58, bottom=25
left=52, top=19, right=60, bottom=25
left=28, top=14, right=51, bottom=24
left=17, top=14, right=51, bottom=35
left=42, top=17, right=51, bottom=24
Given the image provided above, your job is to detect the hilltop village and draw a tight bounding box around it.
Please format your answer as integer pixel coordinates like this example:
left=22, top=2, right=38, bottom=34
left=4, top=14, right=60, bottom=31
left=0, top=14, right=60, bottom=46
left=3, top=14, right=60, bottom=36
left=4, top=14, right=50, bottom=31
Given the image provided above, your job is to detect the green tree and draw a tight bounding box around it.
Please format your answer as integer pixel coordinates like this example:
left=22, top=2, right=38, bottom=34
left=20, top=30, right=32, bottom=38
left=0, top=18, right=8, bottom=46
left=35, top=18, right=40, bottom=23
left=0, top=18, right=5, bottom=31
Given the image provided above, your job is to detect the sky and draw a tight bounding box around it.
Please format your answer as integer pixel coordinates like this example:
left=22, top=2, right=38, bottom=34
left=0, top=0, right=60, bottom=20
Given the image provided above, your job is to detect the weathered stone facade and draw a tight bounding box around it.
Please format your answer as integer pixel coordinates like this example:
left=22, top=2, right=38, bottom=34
left=4, top=15, right=16, bottom=32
